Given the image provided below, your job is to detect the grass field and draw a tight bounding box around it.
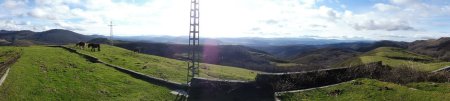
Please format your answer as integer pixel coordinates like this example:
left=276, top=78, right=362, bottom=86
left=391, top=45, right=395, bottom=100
left=0, top=47, right=22, bottom=78
left=338, top=47, right=450, bottom=72
left=68, top=44, right=259, bottom=83
left=278, top=78, right=450, bottom=101
left=0, top=46, right=22, bottom=62
left=0, top=46, right=176, bottom=100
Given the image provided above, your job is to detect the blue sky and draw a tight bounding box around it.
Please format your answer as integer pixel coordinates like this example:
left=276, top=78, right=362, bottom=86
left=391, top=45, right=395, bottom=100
left=0, top=0, right=449, bottom=41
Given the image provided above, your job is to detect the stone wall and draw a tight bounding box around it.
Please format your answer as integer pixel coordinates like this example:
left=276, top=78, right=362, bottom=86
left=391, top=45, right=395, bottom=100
left=255, top=62, right=386, bottom=92
left=187, top=62, right=384, bottom=101
left=188, top=77, right=274, bottom=101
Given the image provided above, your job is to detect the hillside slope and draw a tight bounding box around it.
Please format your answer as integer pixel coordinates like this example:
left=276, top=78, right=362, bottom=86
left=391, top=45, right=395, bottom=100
left=27, top=29, right=93, bottom=44
left=69, top=44, right=259, bottom=83
left=251, top=45, right=318, bottom=59
left=0, top=47, right=22, bottom=80
left=0, top=29, right=94, bottom=45
left=114, top=42, right=286, bottom=72
left=279, top=78, right=450, bottom=101
left=292, top=48, right=360, bottom=67
left=0, top=46, right=175, bottom=100
left=408, top=37, right=450, bottom=61
left=338, top=47, right=450, bottom=71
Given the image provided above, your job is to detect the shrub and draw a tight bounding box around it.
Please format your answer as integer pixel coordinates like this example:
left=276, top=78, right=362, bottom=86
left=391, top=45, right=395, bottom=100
left=378, top=66, right=428, bottom=84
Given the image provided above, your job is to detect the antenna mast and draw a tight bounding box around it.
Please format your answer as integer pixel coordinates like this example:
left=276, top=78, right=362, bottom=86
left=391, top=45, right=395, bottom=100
left=108, top=21, right=115, bottom=45
left=187, top=0, right=200, bottom=84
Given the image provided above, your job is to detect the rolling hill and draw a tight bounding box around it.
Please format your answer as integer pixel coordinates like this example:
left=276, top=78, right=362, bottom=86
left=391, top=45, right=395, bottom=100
left=0, top=46, right=175, bottom=100
left=408, top=37, right=450, bottom=61
left=0, top=29, right=94, bottom=45
left=337, top=47, right=450, bottom=71
left=292, top=48, right=360, bottom=67
left=251, top=45, right=318, bottom=59
left=113, top=42, right=289, bottom=72
left=278, top=78, right=450, bottom=101
left=254, top=41, right=407, bottom=59
left=26, top=29, right=94, bottom=44
left=68, top=44, right=260, bottom=83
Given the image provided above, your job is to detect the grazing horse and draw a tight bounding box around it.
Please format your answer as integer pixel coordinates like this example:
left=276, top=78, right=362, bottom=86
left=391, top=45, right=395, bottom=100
left=87, top=43, right=101, bottom=51
left=75, top=42, right=86, bottom=49
left=133, top=47, right=141, bottom=53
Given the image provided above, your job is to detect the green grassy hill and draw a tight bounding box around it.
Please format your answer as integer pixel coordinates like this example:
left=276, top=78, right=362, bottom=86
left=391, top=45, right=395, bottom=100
left=292, top=48, right=359, bottom=67
left=0, top=47, right=22, bottom=79
left=0, top=47, right=21, bottom=62
left=408, top=37, right=450, bottom=61
left=115, top=42, right=285, bottom=72
left=337, top=47, right=450, bottom=72
left=0, top=46, right=175, bottom=100
left=278, top=78, right=450, bottom=101
left=68, top=44, right=259, bottom=83
left=0, top=29, right=94, bottom=45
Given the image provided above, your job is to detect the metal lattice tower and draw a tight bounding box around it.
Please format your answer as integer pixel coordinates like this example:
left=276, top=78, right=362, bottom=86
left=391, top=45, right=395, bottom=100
left=108, top=21, right=115, bottom=45
left=187, top=0, right=200, bottom=84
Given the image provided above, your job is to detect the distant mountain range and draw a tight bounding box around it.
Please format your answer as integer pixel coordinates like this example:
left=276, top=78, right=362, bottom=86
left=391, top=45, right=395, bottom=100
left=0, top=29, right=99, bottom=45
left=0, top=29, right=371, bottom=46
left=114, top=35, right=371, bottom=46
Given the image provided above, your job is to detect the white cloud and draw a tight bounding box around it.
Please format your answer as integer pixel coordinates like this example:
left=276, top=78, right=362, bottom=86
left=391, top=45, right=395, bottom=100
left=0, top=20, right=31, bottom=30
left=374, top=3, right=400, bottom=12
left=352, top=19, right=415, bottom=31
left=28, top=8, right=47, bottom=18
left=1, top=0, right=27, bottom=9
left=0, top=0, right=449, bottom=41
left=391, top=0, right=419, bottom=5
left=27, top=1, right=73, bottom=20
left=0, top=0, right=29, bottom=16
left=54, top=21, right=85, bottom=31
left=318, top=6, right=338, bottom=21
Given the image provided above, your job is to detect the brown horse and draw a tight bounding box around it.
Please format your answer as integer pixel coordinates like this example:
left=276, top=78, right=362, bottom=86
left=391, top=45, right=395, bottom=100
left=87, top=43, right=101, bottom=51
left=75, top=42, right=86, bottom=49
left=133, top=47, right=141, bottom=53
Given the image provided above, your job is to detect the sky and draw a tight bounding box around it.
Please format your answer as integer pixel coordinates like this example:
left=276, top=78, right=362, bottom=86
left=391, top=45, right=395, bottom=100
left=0, top=0, right=449, bottom=41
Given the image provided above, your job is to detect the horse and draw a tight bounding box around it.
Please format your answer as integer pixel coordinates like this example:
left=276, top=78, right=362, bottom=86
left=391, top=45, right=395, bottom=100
left=87, top=43, right=101, bottom=52
left=75, top=42, right=86, bottom=49
left=133, top=47, right=141, bottom=53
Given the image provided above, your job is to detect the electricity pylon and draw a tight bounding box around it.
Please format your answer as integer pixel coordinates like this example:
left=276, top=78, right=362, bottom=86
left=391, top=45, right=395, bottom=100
left=187, top=0, right=200, bottom=84
left=108, top=21, right=115, bottom=45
